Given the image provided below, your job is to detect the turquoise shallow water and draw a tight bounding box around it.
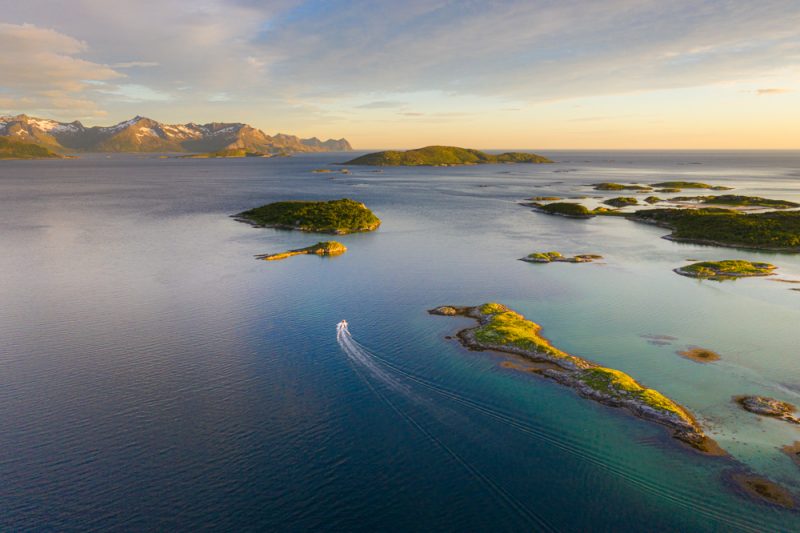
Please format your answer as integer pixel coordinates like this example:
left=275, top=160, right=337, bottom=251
left=1, top=151, right=799, bottom=531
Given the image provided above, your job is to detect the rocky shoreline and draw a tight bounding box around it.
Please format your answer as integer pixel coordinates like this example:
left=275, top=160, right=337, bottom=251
left=429, top=304, right=720, bottom=454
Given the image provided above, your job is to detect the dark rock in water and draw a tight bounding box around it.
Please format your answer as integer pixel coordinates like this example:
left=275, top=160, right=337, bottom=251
left=735, top=395, right=800, bottom=424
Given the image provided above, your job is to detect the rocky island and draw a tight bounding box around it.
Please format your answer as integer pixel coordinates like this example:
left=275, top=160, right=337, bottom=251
left=181, top=148, right=278, bottom=158
left=429, top=303, right=717, bottom=452
left=674, top=260, right=776, bottom=281
left=677, top=347, right=721, bottom=363
left=255, top=241, right=347, bottom=261
left=735, top=396, right=800, bottom=425
left=343, top=146, right=552, bottom=166
left=670, top=195, right=799, bottom=209
left=651, top=181, right=732, bottom=191
left=527, top=202, right=596, bottom=218
left=603, top=197, right=639, bottom=207
left=627, top=208, right=800, bottom=251
left=521, top=251, right=603, bottom=263
left=234, top=198, right=381, bottom=234
left=592, top=182, right=652, bottom=191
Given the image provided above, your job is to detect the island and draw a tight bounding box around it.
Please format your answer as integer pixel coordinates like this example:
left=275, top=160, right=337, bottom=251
left=255, top=241, right=346, bottom=261
left=428, top=303, right=717, bottom=452
left=181, top=148, right=278, bottom=158
left=527, top=202, right=595, bottom=218
left=674, top=260, right=776, bottom=281
left=735, top=395, right=800, bottom=425
left=521, top=251, right=603, bottom=263
left=603, top=197, right=639, bottom=207
left=644, top=196, right=662, bottom=204
left=726, top=471, right=796, bottom=509
left=651, top=181, right=732, bottom=190
left=234, top=198, right=381, bottom=234
left=592, top=182, right=652, bottom=191
left=343, top=146, right=552, bottom=166
left=0, top=137, right=65, bottom=159
left=782, top=441, right=800, bottom=468
left=677, top=347, right=721, bottom=363
left=627, top=208, right=800, bottom=251
left=670, top=194, right=799, bottom=209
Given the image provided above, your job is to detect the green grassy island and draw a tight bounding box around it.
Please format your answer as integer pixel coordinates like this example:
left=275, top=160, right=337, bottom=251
left=255, top=241, right=347, bottom=261
left=674, top=260, right=776, bottom=280
left=343, top=146, right=552, bottom=166
left=671, top=194, right=799, bottom=209
left=428, top=303, right=715, bottom=452
left=652, top=181, right=732, bottom=190
left=182, top=148, right=277, bottom=158
left=235, top=198, right=381, bottom=234
left=645, top=196, right=662, bottom=204
left=593, top=182, right=652, bottom=191
left=0, top=137, right=65, bottom=159
left=521, top=251, right=603, bottom=263
left=603, top=197, right=639, bottom=207
left=628, top=208, right=800, bottom=251
left=529, top=202, right=595, bottom=218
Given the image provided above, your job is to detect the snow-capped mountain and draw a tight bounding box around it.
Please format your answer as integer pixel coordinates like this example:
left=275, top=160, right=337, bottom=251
left=0, top=115, right=352, bottom=154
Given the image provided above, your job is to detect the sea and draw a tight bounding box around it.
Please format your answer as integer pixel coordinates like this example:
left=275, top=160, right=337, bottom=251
left=1, top=151, right=800, bottom=531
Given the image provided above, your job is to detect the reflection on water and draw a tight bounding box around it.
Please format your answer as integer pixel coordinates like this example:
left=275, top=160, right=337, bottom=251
left=1, top=151, right=799, bottom=530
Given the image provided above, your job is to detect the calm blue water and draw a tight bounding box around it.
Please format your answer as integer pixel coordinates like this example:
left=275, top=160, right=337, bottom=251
left=1, top=151, right=800, bottom=531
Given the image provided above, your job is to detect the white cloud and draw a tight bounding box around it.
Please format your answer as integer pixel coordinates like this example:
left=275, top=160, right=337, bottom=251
left=0, top=23, right=123, bottom=116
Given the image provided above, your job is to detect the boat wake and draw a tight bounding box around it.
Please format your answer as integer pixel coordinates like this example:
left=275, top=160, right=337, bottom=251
left=335, top=320, right=769, bottom=533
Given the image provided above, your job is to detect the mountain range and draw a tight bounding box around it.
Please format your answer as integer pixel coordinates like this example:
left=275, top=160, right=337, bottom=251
left=0, top=114, right=352, bottom=154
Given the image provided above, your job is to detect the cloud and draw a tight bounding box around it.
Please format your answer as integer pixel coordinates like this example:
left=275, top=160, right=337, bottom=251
left=357, top=100, right=405, bottom=109
left=3, top=0, right=800, bottom=125
left=0, top=23, right=123, bottom=116
left=756, top=88, right=791, bottom=95
left=112, top=61, right=160, bottom=68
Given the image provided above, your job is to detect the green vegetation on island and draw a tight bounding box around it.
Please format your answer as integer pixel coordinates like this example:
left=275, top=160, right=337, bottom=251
left=655, top=188, right=682, bottom=193
left=645, top=196, right=662, bottom=204
left=628, top=208, right=800, bottom=251
left=235, top=198, right=381, bottom=234
left=603, top=197, right=639, bottom=207
left=652, top=181, right=732, bottom=190
left=182, top=148, right=278, bottom=158
left=530, top=202, right=595, bottom=218
left=674, top=260, right=776, bottom=280
left=429, top=303, right=713, bottom=451
left=593, top=182, right=652, bottom=191
left=343, top=146, right=552, bottom=166
left=671, top=194, right=799, bottom=209
left=0, top=137, right=64, bottom=159
left=521, top=251, right=603, bottom=263
left=255, top=241, right=347, bottom=261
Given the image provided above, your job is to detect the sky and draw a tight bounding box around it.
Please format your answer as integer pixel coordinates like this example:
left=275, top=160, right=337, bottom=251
left=1, top=0, right=799, bottom=149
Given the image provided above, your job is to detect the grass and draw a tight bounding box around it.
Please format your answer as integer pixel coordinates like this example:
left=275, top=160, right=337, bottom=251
left=259, top=241, right=347, bottom=261
left=630, top=208, right=800, bottom=250
left=671, top=194, right=799, bottom=209
left=0, top=137, right=63, bottom=159
left=603, top=197, right=639, bottom=207
left=186, top=148, right=271, bottom=158
left=645, top=196, right=662, bottom=204
left=344, top=146, right=552, bottom=166
left=652, top=181, right=731, bottom=190
left=473, top=303, right=694, bottom=423
left=678, top=259, right=775, bottom=279
left=237, top=198, right=381, bottom=234
left=593, top=182, right=652, bottom=191
left=525, top=251, right=563, bottom=262
left=535, top=202, right=594, bottom=217
left=577, top=368, right=692, bottom=420
left=474, top=304, right=582, bottom=364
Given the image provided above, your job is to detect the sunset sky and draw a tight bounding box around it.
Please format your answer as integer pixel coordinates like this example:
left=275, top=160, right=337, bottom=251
left=2, top=0, right=799, bottom=149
